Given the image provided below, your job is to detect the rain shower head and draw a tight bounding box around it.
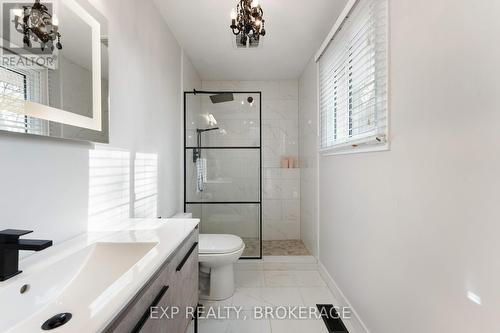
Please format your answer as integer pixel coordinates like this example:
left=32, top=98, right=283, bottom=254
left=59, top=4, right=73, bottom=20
left=210, top=93, right=234, bottom=104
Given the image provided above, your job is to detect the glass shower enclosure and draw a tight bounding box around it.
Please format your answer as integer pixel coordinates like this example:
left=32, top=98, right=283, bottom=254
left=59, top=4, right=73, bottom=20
left=184, top=91, right=262, bottom=259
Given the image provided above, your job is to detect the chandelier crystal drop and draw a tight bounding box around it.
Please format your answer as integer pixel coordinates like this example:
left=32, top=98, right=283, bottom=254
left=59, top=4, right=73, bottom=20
left=13, top=0, right=63, bottom=52
left=229, top=0, right=266, bottom=46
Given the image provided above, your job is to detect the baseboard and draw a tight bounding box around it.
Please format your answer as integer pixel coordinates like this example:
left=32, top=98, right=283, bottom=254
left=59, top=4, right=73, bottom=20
left=318, top=261, right=370, bottom=333
left=235, top=256, right=318, bottom=271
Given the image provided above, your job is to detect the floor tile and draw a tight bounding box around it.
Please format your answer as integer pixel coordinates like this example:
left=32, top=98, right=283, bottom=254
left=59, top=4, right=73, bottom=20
left=262, top=239, right=310, bottom=256
left=264, top=270, right=327, bottom=287
left=293, top=271, right=327, bottom=287
left=260, top=287, right=304, bottom=307
left=270, top=318, right=329, bottom=333
left=235, top=270, right=265, bottom=287
left=299, top=287, right=337, bottom=306
left=194, top=269, right=333, bottom=333
left=196, top=317, right=230, bottom=333
left=226, top=311, right=272, bottom=333
left=232, top=287, right=272, bottom=310
left=235, top=261, right=264, bottom=271
left=263, top=262, right=318, bottom=271
left=264, top=270, right=297, bottom=286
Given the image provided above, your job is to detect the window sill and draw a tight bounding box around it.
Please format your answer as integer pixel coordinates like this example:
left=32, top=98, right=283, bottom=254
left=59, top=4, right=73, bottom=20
left=319, top=135, right=390, bottom=156
left=320, top=143, right=390, bottom=156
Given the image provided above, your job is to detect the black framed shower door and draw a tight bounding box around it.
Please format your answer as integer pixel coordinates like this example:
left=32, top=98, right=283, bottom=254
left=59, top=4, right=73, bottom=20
left=183, top=90, right=262, bottom=259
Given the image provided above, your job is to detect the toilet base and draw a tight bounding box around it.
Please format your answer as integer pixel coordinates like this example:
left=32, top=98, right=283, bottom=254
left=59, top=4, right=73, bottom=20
left=199, top=263, right=235, bottom=301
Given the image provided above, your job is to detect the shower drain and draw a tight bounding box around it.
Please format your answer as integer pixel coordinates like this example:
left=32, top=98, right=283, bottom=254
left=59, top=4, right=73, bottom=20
left=41, top=313, right=72, bottom=330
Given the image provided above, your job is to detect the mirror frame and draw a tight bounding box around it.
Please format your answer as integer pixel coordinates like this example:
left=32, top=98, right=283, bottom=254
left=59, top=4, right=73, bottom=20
left=12, top=0, right=102, bottom=131
left=0, top=0, right=108, bottom=143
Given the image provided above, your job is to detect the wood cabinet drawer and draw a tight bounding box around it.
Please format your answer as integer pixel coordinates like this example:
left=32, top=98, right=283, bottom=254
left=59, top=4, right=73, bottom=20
left=133, top=285, right=170, bottom=333
left=168, top=239, right=198, bottom=332
left=104, top=228, right=199, bottom=333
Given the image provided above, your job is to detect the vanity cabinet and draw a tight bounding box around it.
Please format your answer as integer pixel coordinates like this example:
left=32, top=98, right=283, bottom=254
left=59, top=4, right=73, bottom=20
left=104, top=228, right=199, bottom=333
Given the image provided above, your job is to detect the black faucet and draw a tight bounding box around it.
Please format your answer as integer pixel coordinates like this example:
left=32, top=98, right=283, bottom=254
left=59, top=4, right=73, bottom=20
left=0, top=230, right=52, bottom=282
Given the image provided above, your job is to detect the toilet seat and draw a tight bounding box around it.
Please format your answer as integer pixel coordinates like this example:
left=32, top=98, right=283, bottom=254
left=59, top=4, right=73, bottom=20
left=199, top=234, right=244, bottom=254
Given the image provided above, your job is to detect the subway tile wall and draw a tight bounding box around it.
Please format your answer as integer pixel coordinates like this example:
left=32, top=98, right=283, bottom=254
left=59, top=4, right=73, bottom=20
left=201, top=81, right=300, bottom=240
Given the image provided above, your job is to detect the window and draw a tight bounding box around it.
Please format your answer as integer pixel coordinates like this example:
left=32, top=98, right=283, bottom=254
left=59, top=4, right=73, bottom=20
left=318, top=0, right=388, bottom=154
left=0, top=66, right=49, bottom=135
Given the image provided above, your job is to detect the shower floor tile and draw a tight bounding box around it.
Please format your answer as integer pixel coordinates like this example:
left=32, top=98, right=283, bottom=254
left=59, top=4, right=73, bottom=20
left=241, top=239, right=311, bottom=257
left=242, top=238, right=260, bottom=257
left=263, top=240, right=310, bottom=256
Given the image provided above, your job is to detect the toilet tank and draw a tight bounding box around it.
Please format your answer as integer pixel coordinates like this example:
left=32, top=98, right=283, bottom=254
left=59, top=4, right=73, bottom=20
left=171, top=212, right=193, bottom=219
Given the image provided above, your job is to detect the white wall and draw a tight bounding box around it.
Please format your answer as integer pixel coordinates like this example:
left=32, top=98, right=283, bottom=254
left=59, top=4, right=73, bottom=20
left=298, top=58, right=318, bottom=256
left=316, top=0, right=500, bottom=332
left=181, top=52, right=202, bottom=210
left=0, top=136, right=90, bottom=244
left=103, top=0, right=182, bottom=220
left=182, top=52, right=202, bottom=93
left=0, top=0, right=186, bottom=245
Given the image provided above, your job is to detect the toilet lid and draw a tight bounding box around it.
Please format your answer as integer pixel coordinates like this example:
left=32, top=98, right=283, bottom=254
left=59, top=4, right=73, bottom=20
left=199, top=234, right=244, bottom=254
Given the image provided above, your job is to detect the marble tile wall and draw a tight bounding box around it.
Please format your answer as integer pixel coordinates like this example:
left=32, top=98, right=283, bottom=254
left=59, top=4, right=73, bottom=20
left=201, top=80, right=301, bottom=241
left=186, top=148, right=261, bottom=202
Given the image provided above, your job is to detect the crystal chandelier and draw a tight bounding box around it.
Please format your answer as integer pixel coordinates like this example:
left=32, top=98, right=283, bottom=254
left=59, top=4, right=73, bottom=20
left=13, top=0, right=62, bottom=52
left=230, top=0, right=266, bottom=46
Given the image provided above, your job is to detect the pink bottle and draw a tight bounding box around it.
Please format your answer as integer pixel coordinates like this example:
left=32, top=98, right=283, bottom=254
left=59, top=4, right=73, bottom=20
left=281, top=157, right=289, bottom=168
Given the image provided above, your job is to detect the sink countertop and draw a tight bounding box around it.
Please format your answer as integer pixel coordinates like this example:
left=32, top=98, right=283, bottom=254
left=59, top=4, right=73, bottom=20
left=0, top=218, right=199, bottom=333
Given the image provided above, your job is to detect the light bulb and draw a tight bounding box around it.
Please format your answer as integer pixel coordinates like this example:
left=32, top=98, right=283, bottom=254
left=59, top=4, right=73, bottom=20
left=208, top=114, right=218, bottom=126
left=52, top=16, right=59, bottom=26
left=230, top=9, right=237, bottom=20
left=256, top=20, right=261, bottom=26
left=12, top=8, right=23, bottom=18
left=251, top=0, right=259, bottom=7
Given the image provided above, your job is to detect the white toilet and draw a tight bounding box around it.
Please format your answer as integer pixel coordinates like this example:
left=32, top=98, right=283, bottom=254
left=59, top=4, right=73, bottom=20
left=198, top=234, right=245, bottom=301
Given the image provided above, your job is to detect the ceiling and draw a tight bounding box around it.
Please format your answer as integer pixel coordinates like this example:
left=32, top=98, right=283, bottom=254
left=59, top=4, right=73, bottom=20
left=155, top=0, right=348, bottom=81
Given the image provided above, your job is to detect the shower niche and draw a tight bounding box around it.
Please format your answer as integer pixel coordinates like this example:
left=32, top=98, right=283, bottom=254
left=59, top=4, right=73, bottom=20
left=184, top=91, right=262, bottom=258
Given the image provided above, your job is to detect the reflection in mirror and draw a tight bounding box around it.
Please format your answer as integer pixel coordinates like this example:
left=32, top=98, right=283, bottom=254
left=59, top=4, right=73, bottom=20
left=0, top=0, right=109, bottom=143
left=0, top=66, right=49, bottom=135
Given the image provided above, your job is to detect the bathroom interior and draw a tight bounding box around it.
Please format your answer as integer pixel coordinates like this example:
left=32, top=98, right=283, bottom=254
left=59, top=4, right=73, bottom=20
left=0, top=0, right=498, bottom=332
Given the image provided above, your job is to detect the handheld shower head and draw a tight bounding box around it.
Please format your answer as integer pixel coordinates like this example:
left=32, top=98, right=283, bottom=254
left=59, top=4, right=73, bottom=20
left=197, top=127, right=220, bottom=133
left=193, top=127, right=220, bottom=163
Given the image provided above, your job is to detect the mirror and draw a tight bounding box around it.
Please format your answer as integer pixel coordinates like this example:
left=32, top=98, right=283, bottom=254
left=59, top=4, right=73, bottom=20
left=0, top=0, right=109, bottom=143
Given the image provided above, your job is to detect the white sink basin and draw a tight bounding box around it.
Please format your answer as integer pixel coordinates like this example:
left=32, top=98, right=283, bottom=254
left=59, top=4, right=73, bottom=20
left=0, top=241, right=158, bottom=331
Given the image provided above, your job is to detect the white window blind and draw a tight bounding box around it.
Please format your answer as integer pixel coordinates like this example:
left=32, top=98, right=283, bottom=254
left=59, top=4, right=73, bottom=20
left=319, top=0, right=388, bottom=153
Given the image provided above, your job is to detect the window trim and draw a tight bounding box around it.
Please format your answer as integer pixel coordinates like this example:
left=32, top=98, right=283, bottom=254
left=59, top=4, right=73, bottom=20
left=316, top=0, right=390, bottom=156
